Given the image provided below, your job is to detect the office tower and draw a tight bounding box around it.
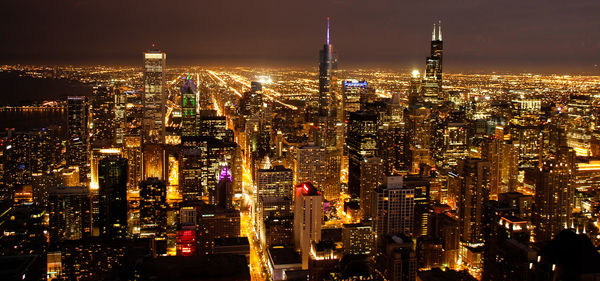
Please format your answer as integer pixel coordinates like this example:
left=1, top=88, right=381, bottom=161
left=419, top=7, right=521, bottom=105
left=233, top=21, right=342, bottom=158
left=533, top=121, right=575, bottom=242
left=422, top=21, right=444, bottom=106
left=456, top=158, right=490, bottom=244
left=341, top=80, right=367, bottom=122
left=258, top=196, right=294, bottom=247
left=342, top=223, right=373, bottom=255
left=114, top=87, right=127, bottom=145
left=406, top=106, right=433, bottom=174
left=296, top=145, right=326, bottom=189
left=181, top=137, right=237, bottom=204
left=509, top=97, right=543, bottom=169
left=256, top=165, right=294, bottom=247
left=143, top=48, right=166, bottom=144
left=294, top=182, right=323, bottom=269
left=428, top=208, right=460, bottom=269
left=372, top=176, right=415, bottom=237
left=359, top=157, right=384, bottom=219
left=257, top=165, right=293, bottom=198
left=215, top=166, right=233, bottom=209
left=376, top=234, right=417, bottom=281
left=317, top=17, right=335, bottom=119
left=48, top=186, right=91, bottom=242
left=348, top=111, right=378, bottom=198
left=198, top=110, right=234, bottom=142
left=66, top=96, right=88, bottom=178
left=437, top=111, right=469, bottom=169
left=403, top=175, right=431, bottom=238
left=484, top=127, right=519, bottom=199
left=97, top=156, right=128, bottom=239
left=181, top=78, right=198, bottom=137
left=379, top=95, right=407, bottom=174
left=455, top=158, right=489, bottom=277
left=123, top=135, right=142, bottom=193
left=89, top=85, right=116, bottom=147
left=181, top=202, right=240, bottom=255
left=140, top=177, right=167, bottom=238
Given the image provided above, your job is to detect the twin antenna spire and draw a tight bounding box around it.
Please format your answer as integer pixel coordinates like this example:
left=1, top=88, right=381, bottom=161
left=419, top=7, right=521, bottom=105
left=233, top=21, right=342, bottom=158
left=432, top=20, right=443, bottom=41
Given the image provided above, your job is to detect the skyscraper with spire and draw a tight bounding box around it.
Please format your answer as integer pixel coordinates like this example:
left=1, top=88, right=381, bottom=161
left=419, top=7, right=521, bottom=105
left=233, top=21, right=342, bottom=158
left=318, top=17, right=335, bottom=118
left=422, top=21, right=444, bottom=106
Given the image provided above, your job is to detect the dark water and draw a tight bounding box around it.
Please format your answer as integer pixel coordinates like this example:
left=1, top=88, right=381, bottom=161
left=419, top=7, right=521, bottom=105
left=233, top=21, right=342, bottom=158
left=0, top=71, right=91, bottom=105
left=0, top=110, right=67, bottom=133
left=0, top=71, right=90, bottom=132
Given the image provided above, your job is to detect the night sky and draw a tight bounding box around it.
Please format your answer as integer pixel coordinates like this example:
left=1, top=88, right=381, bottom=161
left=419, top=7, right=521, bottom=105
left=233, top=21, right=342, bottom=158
left=1, top=0, right=599, bottom=73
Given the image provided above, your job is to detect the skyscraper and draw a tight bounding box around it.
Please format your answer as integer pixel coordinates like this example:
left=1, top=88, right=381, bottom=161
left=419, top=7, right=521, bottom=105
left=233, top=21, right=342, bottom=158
left=181, top=78, right=198, bottom=137
left=317, top=17, right=335, bottom=119
left=422, top=21, right=444, bottom=106
left=140, top=177, right=167, bottom=238
left=256, top=165, right=294, bottom=247
left=48, top=186, right=92, bottom=242
left=89, top=85, right=116, bottom=148
left=533, top=120, right=575, bottom=242
left=348, top=111, right=378, bottom=198
left=341, top=80, right=367, bottom=122
left=97, top=156, right=128, bottom=239
left=143, top=47, right=166, bottom=144
left=294, top=182, right=323, bottom=269
left=296, top=145, right=326, bottom=189
left=372, top=176, right=415, bottom=237
left=457, top=158, right=490, bottom=244
left=215, top=166, right=233, bottom=209
left=66, top=96, right=89, bottom=179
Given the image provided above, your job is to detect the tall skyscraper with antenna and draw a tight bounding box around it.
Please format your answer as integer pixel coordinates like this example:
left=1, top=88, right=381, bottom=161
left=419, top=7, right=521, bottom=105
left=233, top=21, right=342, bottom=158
left=318, top=17, right=334, bottom=118
left=422, top=21, right=444, bottom=106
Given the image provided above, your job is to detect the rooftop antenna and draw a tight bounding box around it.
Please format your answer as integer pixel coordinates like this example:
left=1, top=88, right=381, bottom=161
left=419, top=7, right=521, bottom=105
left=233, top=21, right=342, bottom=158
left=326, top=17, right=330, bottom=45
left=438, top=20, right=442, bottom=41
left=432, top=23, right=436, bottom=41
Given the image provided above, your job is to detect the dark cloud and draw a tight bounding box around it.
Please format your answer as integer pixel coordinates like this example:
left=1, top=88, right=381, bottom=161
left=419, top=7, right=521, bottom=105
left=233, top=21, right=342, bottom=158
left=1, top=0, right=599, bottom=73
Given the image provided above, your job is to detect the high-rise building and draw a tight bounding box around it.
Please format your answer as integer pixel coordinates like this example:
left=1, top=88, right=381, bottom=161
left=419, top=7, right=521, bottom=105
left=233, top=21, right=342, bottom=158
left=342, top=223, right=373, bottom=255
left=341, top=80, right=367, bottom=122
left=181, top=136, right=238, bottom=204
left=97, top=156, right=128, bottom=239
left=48, top=186, right=91, bottom=242
left=372, top=176, right=415, bottom=237
left=90, top=86, right=116, bottom=148
left=256, top=165, right=294, bottom=247
left=422, top=21, right=444, bottom=106
left=348, top=111, right=378, bottom=198
left=257, top=165, right=293, bottom=199
left=455, top=158, right=490, bottom=277
left=359, top=156, right=385, bottom=219
left=533, top=120, right=575, bottom=242
left=296, top=145, right=326, bottom=189
left=456, top=158, right=490, bottom=244
left=143, top=48, right=166, bottom=144
left=317, top=17, right=335, bottom=119
left=181, top=78, right=198, bottom=137
left=66, top=96, right=89, bottom=178
left=114, top=87, right=127, bottom=145
left=215, top=166, right=233, bottom=209
left=140, top=177, right=167, bottom=238
left=294, top=182, right=323, bottom=269
left=376, top=234, right=417, bottom=281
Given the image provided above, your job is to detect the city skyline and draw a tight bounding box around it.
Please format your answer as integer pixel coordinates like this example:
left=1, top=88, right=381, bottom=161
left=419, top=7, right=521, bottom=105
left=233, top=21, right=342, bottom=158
left=1, top=1, right=600, bottom=73
left=1, top=2, right=600, bottom=281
